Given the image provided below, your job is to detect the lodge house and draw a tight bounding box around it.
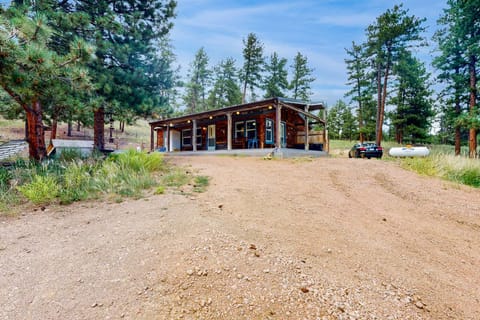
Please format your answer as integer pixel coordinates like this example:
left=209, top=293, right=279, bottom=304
left=149, top=97, right=327, bottom=153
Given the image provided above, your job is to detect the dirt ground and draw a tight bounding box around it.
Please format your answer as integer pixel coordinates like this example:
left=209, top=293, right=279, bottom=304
left=0, top=155, right=479, bottom=320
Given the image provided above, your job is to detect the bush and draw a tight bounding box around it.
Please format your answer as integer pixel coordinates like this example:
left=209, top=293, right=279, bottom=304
left=17, top=175, right=59, bottom=204
left=59, top=161, right=93, bottom=204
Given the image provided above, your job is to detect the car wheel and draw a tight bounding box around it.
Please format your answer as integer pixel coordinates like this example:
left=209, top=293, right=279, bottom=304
left=367, top=156, right=371, bottom=159
left=360, top=153, right=365, bottom=159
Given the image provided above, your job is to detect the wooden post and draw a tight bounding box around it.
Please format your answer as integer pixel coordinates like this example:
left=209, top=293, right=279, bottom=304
left=166, top=125, right=170, bottom=152
left=275, top=104, right=282, bottom=149
left=192, top=120, right=197, bottom=152
left=150, top=125, right=154, bottom=151
left=304, top=105, right=309, bottom=151
left=226, top=112, right=232, bottom=150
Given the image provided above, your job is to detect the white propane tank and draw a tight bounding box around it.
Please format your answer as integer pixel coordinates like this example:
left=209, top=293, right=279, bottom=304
left=389, top=146, right=430, bottom=157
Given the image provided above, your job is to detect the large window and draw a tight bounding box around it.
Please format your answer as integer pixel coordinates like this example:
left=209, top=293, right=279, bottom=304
left=265, top=119, right=274, bottom=144
left=235, top=121, right=245, bottom=139
left=245, top=120, right=256, bottom=139
left=182, top=128, right=202, bottom=146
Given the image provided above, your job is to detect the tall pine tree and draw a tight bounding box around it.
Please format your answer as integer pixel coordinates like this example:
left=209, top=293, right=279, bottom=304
left=365, top=4, right=425, bottom=146
left=207, top=58, right=242, bottom=109
left=239, top=33, right=264, bottom=103
left=263, top=52, right=288, bottom=98
left=183, top=47, right=211, bottom=113
left=290, top=52, right=315, bottom=101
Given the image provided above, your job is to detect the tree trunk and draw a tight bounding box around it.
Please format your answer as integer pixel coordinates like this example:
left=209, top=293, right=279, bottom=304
left=468, top=55, right=477, bottom=158
left=454, top=95, right=461, bottom=156
left=67, top=121, right=72, bottom=136
left=356, top=79, right=364, bottom=143
left=375, top=61, right=382, bottom=146
left=94, top=107, right=105, bottom=151
left=77, top=120, right=81, bottom=132
left=51, top=116, right=58, bottom=142
left=24, top=100, right=46, bottom=161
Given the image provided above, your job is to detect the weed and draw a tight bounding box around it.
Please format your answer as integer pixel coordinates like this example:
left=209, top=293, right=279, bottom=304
left=162, top=169, right=191, bottom=187
left=17, top=175, right=59, bottom=204
left=155, top=186, right=165, bottom=195
left=193, top=175, right=209, bottom=193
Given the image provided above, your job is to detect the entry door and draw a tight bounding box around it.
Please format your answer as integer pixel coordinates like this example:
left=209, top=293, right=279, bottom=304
left=280, top=122, right=287, bottom=148
left=207, top=124, right=216, bottom=151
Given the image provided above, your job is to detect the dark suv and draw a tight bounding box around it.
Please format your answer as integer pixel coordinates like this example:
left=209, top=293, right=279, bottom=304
left=348, top=143, right=383, bottom=159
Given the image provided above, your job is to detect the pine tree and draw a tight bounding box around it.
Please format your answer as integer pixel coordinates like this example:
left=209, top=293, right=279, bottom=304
left=345, top=41, right=375, bottom=142
left=365, top=4, right=426, bottom=146
left=239, top=33, right=264, bottom=103
left=435, top=0, right=480, bottom=158
left=207, top=58, right=242, bottom=110
left=0, top=5, right=92, bottom=160
left=183, top=47, right=211, bottom=113
left=263, top=52, right=288, bottom=98
left=390, top=51, right=433, bottom=144
left=290, top=52, right=315, bottom=101
left=71, top=0, right=177, bottom=150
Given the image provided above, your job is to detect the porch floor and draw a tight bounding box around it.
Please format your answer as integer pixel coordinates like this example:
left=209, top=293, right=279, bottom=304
left=161, top=148, right=328, bottom=158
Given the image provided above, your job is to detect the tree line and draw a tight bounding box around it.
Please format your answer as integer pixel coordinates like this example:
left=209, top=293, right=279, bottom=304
left=339, top=1, right=479, bottom=158
left=181, top=33, right=316, bottom=114
left=0, top=0, right=177, bottom=160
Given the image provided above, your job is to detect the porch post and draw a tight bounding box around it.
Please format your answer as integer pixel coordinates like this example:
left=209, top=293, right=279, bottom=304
left=275, top=104, right=282, bottom=149
left=166, top=125, right=170, bottom=152
left=227, top=112, right=232, bottom=150
left=150, top=125, right=154, bottom=151
left=304, top=105, right=310, bottom=151
left=192, top=120, right=197, bottom=152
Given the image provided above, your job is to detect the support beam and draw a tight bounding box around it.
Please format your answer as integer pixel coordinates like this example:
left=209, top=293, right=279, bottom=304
left=192, top=120, right=197, bottom=152
left=166, top=125, right=170, bottom=152
left=275, top=104, right=282, bottom=149
left=150, top=125, right=154, bottom=151
left=304, top=105, right=309, bottom=151
left=227, top=112, right=232, bottom=150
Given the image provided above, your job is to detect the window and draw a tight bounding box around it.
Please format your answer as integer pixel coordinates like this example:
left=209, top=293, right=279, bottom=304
left=235, top=121, right=245, bottom=139
left=195, top=128, right=202, bottom=145
left=246, top=120, right=256, bottom=139
left=265, top=119, right=274, bottom=144
left=182, top=129, right=192, bottom=146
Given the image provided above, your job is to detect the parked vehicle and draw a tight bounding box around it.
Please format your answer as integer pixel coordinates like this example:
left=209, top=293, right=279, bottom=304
left=348, top=142, right=383, bottom=159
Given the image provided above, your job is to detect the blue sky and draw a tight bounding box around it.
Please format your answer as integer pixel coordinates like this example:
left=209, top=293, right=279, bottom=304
left=170, top=0, right=446, bottom=106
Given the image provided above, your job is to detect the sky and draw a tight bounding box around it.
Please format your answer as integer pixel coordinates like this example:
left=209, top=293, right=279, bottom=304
left=170, top=0, right=446, bottom=107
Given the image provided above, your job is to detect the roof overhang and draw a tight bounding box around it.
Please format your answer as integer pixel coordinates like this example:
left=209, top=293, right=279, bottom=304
left=149, top=97, right=325, bottom=128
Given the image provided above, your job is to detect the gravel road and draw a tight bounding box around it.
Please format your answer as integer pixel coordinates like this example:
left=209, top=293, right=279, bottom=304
left=0, top=156, right=479, bottom=319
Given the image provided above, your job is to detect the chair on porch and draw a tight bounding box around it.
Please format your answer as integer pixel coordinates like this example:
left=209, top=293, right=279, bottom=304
left=247, top=138, right=258, bottom=149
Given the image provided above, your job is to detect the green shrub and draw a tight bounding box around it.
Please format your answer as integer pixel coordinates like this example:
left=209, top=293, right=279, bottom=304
left=110, top=149, right=164, bottom=172
left=17, top=175, right=59, bottom=204
left=59, top=161, right=92, bottom=204
left=0, top=167, right=12, bottom=189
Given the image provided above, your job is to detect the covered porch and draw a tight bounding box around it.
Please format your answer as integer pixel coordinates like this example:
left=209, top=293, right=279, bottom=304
left=149, top=97, right=328, bottom=154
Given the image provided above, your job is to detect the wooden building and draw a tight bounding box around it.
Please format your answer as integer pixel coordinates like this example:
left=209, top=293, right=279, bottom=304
left=149, top=97, right=327, bottom=153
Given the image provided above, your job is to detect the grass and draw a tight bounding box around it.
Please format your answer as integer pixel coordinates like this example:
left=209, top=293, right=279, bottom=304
left=330, top=139, right=480, bottom=188
left=0, top=149, right=210, bottom=214
left=193, top=175, right=210, bottom=193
